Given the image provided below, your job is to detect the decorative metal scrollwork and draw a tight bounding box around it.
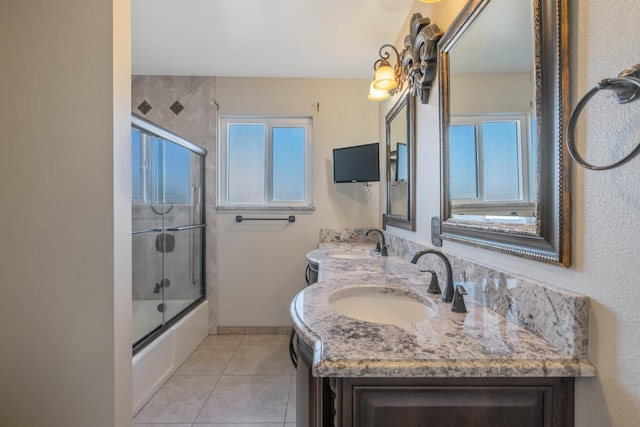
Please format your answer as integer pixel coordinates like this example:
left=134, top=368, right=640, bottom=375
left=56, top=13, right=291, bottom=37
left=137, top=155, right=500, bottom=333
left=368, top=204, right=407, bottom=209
left=402, top=13, right=443, bottom=104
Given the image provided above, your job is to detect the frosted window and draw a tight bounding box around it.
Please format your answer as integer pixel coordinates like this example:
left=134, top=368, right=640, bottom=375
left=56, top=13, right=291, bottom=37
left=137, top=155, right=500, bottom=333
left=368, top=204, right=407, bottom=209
left=482, top=122, right=521, bottom=201
left=272, top=127, right=305, bottom=201
left=449, top=125, right=478, bottom=199
left=228, top=124, right=266, bottom=204
left=220, top=117, right=312, bottom=207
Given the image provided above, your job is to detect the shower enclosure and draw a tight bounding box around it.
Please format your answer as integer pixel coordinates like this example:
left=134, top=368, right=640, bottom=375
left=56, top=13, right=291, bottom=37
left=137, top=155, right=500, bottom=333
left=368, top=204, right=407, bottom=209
left=131, top=114, right=206, bottom=353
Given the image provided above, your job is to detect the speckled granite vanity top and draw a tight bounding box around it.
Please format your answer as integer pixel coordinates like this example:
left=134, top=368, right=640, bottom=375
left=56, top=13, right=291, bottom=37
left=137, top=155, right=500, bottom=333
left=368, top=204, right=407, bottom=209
left=291, top=243, right=595, bottom=378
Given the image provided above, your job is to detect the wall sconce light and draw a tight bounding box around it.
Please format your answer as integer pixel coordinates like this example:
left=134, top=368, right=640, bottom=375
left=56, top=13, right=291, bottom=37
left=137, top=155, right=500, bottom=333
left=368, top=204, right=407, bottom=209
left=369, top=44, right=403, bottom=101
left=419, top=0, right=443, bottom=3
left=368, top=81, right=391, bottom=101
left=367, top=14, right=443, bottom=104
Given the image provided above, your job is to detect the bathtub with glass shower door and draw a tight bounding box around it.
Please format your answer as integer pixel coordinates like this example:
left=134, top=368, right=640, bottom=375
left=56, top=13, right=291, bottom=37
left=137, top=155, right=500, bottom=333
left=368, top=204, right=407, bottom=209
left=131, top=114, right=209, bottom=414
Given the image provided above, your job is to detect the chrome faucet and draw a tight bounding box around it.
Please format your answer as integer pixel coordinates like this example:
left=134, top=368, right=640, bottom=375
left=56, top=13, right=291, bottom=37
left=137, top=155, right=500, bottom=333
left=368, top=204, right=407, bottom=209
left=410, top=249, right=455, bottom=303
left=365, top=229, right=388, bottom=256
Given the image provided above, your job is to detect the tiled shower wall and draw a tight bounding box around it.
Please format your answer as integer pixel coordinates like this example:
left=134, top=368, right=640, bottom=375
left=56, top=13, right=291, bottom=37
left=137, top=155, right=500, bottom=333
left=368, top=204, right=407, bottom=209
left=131, top=76, right=218, bottom=333
left=132, top=205, right=203, bottom=301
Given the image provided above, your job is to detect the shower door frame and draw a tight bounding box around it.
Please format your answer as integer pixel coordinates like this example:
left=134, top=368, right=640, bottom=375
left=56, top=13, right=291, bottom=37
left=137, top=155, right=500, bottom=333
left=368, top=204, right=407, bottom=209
left=131, top=114, right=207, bottom=355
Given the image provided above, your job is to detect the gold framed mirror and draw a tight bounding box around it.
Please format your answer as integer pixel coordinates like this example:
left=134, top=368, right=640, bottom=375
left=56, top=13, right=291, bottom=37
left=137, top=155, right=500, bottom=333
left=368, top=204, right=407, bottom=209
left=386, top=91, right=416, bottom=230
left=438, top=0, right=570, bottom=266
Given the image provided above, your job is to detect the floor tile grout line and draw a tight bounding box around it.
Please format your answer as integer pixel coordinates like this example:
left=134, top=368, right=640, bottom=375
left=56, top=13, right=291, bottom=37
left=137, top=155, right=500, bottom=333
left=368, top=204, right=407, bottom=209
left=282, top=368, right=296, bottom=424
left=191, top=339, right=241, bottom=423
left=219, top=338, right=243, bottom=376
left=190, top=373, right=223, bottom=425
left=134, top=335, right=295, bottom=425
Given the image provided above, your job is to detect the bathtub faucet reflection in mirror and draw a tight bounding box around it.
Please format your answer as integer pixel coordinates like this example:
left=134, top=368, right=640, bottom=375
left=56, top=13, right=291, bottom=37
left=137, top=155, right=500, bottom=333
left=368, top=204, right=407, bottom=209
left=365, top=229, right=388, bottom=256
left=410, top=250, right=454, bottom=303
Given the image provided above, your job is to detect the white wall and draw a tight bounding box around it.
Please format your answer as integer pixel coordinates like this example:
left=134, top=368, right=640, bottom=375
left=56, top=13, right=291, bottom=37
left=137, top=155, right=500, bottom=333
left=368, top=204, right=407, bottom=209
left=0, top=0, right=132, bottom=425
left=216, top=78, right=380, bottom=327
left=382, top=1, right=640, bottom=426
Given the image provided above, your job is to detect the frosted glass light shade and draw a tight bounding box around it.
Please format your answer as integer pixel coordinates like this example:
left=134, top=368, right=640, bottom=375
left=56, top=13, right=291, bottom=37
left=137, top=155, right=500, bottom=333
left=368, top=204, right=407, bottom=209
left=373, top=63, right=398, bottom=91
left=368, top=81, right=390, bottom=101
left=419, top=0, right=443, bottom=3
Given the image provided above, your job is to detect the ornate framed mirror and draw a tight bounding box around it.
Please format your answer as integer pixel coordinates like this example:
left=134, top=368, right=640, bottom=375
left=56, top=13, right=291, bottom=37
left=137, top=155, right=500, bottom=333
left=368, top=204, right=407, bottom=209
left=386, top=91, right=416, bottom=230
left=438, top=0, right=570, bottom=266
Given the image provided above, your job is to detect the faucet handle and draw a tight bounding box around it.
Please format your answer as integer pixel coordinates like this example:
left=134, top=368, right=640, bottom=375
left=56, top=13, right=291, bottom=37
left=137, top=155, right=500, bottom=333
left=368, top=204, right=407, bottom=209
left=451, top=285, right=467, bottom=313
left=425, top=269, right=442, bottom=295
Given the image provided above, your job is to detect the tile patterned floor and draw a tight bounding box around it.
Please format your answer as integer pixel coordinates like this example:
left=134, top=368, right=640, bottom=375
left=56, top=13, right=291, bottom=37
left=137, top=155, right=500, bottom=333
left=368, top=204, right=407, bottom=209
left=133, top=334, right=296, bottom=427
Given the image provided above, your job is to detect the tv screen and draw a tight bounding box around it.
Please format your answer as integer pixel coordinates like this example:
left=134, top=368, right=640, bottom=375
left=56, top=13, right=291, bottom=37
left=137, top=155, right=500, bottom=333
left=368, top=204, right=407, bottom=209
left=333, top=143, right=380, bottom=183
left=395, top=142, right=408, bottom=182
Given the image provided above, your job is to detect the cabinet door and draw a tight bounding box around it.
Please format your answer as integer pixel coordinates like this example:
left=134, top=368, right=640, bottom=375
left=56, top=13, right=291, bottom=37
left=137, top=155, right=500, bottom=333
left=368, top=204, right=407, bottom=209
left=338, top=377, right=573, bottom=427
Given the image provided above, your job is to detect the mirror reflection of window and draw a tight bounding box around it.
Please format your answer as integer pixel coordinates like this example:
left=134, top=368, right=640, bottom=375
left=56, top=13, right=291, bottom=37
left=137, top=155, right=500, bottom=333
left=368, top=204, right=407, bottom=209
left=449, top=125, right=478, bottom=199
left=482, top=121, right=521, bottom=201
left=438, top=0, right=571, bottom=265
left=449, top=115, right=530, bottom=204
left=396, top=143, right=408, bottom=182
left=447, top=0, right=535, bottom=219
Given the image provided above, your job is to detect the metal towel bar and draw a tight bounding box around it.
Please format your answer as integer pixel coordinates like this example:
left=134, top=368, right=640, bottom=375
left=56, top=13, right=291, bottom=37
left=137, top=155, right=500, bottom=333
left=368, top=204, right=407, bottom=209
left=566, top=64, right=640, bottom=170
left=235, top=215, right=295, bottom=223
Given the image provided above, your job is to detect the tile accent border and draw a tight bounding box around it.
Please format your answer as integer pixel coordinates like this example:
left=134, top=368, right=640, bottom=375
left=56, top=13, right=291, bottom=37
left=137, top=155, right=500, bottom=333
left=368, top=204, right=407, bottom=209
left=170, top=100, right=184, bottom=115
left=137, top=100, right=152, bottom=115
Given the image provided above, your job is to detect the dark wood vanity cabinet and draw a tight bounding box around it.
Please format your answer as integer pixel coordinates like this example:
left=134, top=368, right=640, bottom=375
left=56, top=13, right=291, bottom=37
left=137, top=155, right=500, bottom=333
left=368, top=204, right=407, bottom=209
left=297, top=336, right=333, bottom=427
left=335, top=376, right=574, bottom=427
left=298, top=340, right=574, bottom=427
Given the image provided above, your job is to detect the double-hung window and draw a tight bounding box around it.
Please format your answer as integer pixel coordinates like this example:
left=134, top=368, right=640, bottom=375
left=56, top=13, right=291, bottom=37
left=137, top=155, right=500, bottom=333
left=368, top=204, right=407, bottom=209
left=449, top=114, right=534, bottom=205
left=218, top=116, right=313, bottom=208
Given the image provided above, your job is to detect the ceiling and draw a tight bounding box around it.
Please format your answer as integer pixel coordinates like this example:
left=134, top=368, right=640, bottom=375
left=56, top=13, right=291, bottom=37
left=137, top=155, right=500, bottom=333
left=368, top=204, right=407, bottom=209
left=131, top=0, right=416, bottom=79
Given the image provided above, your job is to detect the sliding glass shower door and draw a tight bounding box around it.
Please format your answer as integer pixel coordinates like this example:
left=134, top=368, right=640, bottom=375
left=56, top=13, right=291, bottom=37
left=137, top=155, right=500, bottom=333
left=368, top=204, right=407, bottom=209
left=131, top=115, right=206, bottom=352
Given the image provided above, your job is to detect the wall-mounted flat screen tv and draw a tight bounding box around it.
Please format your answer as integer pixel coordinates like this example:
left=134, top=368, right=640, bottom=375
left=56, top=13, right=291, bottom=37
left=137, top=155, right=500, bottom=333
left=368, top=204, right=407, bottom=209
left=333, top=143, right=380, bottom=183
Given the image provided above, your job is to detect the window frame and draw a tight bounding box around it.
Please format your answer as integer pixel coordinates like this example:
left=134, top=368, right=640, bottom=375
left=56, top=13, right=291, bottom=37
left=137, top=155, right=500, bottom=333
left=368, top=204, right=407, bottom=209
left=449, top=113, right=532, bottom=206
left=217, top=116, right=313, bottom=208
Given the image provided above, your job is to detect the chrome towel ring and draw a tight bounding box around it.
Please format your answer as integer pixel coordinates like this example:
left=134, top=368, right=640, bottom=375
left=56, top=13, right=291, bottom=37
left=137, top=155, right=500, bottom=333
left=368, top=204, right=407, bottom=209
left=566, top=64, right=640, bottom=170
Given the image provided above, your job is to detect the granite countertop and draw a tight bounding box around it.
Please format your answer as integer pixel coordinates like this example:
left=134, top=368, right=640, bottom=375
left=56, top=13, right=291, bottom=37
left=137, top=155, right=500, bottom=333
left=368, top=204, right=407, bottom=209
left=290, top=243, right=596, bottom=378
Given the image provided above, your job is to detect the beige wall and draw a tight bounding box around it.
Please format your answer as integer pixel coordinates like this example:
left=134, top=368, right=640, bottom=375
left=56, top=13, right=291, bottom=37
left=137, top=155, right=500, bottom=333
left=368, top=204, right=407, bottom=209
left=216, top=78, right=380, bottom=326
left=381, top=1, right=640, bottom=426
left=0, top=0, right=131, bottom=425
left=451, top=72, right=532, bottom=115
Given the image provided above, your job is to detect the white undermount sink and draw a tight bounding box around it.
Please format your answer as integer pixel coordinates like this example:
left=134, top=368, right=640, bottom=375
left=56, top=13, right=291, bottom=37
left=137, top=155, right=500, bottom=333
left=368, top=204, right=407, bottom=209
left=329, top=287, right=437, bottom=325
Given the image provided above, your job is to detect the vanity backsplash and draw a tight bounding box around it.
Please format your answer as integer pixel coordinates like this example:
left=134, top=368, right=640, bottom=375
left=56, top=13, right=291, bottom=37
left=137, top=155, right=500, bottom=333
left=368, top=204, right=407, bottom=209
left=319, top=228, right=589, bottom=360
